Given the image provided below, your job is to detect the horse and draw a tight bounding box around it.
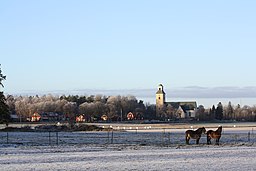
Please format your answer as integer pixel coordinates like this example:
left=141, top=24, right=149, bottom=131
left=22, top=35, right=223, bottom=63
left=185, top=127, right=206, bottom=145
left=207, top=126, right=222, bottom=145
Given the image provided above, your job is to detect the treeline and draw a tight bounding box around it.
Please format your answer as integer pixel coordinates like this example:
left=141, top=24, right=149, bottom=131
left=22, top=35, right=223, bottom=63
left=4, top=94, right=256, bottom=123
left=6, top=94, right=156, bottom=122
left=196, top=102, right=256, bottom=122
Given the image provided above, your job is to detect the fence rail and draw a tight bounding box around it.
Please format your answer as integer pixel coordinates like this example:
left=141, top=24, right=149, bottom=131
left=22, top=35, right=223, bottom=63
left=1, top=128, right=255, bottom=146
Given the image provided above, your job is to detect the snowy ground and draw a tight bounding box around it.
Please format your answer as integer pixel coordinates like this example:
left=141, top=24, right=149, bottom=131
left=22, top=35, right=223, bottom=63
left=0, top=144, right=256, bottom=171
left=0, top=123, right=256, bottom=170
left=1, top=124, right=255, bottom=146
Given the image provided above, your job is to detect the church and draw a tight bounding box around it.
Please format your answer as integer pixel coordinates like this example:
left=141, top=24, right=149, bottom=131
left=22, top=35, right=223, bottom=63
left=156, top=84, right=197, bottom=119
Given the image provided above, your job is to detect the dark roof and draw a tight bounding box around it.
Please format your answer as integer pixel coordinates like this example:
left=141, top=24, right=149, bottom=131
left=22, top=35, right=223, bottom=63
left=166, top=102, right=180, bottom=108
left=165, top=101, right=197, bottom=110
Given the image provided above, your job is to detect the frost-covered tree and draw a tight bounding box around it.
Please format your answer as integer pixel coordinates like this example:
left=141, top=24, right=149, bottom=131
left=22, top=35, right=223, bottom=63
left=14, top=97, right=30, bottom=121
left=107, top=96, right=122, bottom=120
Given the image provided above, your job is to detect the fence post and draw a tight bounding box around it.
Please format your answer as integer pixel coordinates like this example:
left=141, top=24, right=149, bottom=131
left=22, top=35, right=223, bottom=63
left=248, top=132, right=250, bottom=142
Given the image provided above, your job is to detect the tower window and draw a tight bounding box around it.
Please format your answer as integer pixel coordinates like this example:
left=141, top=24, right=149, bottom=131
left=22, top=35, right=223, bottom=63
left=158, top=97, right=161, bottom=100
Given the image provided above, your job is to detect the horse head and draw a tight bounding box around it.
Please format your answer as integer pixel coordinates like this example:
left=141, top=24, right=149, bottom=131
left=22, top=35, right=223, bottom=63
left=202, top=127, right=206, bottom=134
left=198, top=127, right=206, bottom=134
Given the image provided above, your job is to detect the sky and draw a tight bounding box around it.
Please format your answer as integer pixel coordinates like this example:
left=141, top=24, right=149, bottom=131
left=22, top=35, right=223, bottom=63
left=1, top=0, right=256, bottom=99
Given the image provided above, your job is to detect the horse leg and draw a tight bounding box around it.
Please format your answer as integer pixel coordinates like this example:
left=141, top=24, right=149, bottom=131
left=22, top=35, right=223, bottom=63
left=186, top=137, right=190, bottom=145
left=196, top=138, right=200, bottom=144
left=216, top=138, right=220, bottom=145
left=207, top=136, right=211, bottom=145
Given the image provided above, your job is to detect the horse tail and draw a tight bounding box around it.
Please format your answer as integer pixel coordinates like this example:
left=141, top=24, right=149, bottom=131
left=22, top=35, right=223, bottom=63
left=185, top=131, right=188, bottom=138
left=185, top=131, right=190, bottom=144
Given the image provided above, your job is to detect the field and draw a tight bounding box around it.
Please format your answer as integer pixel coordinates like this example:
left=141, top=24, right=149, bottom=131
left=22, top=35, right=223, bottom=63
left=0, top=122, right=256, bottom=170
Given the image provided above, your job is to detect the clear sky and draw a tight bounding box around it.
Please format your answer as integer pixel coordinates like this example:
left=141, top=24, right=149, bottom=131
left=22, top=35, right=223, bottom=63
left=1, top=0, right=256, bottom=94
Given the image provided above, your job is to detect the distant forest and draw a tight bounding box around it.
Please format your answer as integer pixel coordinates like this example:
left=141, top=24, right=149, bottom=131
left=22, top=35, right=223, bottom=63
left=5, top=94, right=256, bottom=122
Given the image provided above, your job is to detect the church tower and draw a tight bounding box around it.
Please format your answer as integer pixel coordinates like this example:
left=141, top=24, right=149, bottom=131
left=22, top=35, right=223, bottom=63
left=156, top=84, right=166, bottom=117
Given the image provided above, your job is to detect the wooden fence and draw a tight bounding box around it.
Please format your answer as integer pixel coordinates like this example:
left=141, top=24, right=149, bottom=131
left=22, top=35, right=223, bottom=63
left=1, top=129, right=255, bottom=146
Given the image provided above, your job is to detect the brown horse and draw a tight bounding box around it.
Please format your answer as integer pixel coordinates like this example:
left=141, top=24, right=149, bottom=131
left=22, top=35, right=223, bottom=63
left=207, top=126, right=222, bottom=145
left=185, top=127, right=206, bottom=145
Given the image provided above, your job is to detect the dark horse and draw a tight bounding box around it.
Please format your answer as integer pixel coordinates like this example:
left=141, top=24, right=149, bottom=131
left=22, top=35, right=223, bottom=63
left=185, top=127, right=206, bottom=145
left=207, top=126, right=222, bottom=145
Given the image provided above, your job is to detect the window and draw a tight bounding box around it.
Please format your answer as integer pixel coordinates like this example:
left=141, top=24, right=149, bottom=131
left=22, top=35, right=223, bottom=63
left=158, top=97, right=161, bottom=100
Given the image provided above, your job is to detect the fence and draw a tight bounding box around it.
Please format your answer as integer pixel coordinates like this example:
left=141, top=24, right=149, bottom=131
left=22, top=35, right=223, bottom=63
left=1, top=128, right=256, bottom=146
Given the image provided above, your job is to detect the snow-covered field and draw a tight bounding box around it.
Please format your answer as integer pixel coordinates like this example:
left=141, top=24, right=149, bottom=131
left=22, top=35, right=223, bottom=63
left=0, top=123, right=256, bottom=170
left=0, top=144, right=256, bottom=171
left=1, top=123, right=256, bottom=146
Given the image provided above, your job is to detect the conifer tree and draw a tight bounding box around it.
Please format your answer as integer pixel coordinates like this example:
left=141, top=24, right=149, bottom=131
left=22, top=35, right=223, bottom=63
left=226, top=101, right=234, bottom=120
left=0, top=65, right=10, bottom=125
left=215, top=102, right=223, bottom=120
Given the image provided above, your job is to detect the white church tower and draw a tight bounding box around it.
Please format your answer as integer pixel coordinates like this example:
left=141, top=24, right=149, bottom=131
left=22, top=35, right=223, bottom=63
left=156, top=84, right=166, bottom=117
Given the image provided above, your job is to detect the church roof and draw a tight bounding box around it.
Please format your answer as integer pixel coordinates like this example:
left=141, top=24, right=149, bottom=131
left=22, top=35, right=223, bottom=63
left=165, top=101, right=197, bottom=110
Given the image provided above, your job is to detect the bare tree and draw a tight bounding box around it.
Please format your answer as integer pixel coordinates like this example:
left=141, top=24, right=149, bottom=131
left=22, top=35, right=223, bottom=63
left=107, top=96, right=122, bottom=120
left=15, top=98, right=30, bottom=121
left=224, top=101, right=234, bottom=120
left=63, top=102, right=77, bottom=127
left=234, top=104, right=241, bottom=121
left=195, top=105, right=206, bottom=120
left=79, top=102, right=95, bottom=122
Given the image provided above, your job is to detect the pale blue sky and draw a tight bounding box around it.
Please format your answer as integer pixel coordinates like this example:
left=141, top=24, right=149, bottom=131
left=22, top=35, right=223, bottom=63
left=1, top=0, right=256, bottom=94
